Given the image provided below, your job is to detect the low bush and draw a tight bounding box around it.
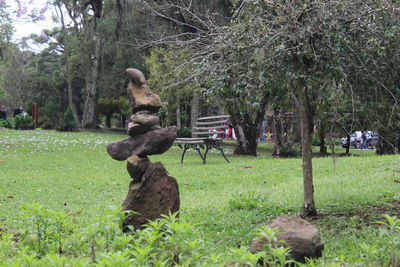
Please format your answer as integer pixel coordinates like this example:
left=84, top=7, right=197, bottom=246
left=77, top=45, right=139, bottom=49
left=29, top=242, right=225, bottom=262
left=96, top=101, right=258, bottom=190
left=14, top=115, right=34, bottom=129
left=0, top=118, right=14, bottom=129
left=177, top=126, right=192, bottom=138
left=57, top=106, right=77, bottom=131
left=312, top=135, right=321, bottom=146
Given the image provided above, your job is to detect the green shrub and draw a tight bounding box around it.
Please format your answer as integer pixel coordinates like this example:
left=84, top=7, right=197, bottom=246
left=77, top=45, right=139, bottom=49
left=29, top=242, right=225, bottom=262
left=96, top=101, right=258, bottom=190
left=177, top=126, right=192, bottom=138
left=39, top=96, right=62, bottom=129
left=312, top=135, right=321, bottom=146
left=0, top=118, right=14, bottom=129
left=0, top=205, right=297, bottom=266
left=57, top=106, right=77, bottom=131
left=279, top=142, right=300, bottom=158
left=1, top=203, right=399, bottom=266
left=15, top=115, right=34, bottom=129
left=25, top=101, right=33, bottom=116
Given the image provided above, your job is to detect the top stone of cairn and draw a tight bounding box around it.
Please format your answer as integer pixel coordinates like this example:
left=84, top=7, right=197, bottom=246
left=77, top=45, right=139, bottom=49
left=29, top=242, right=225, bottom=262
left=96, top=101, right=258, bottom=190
left=126, top=68, right=163, bottom=113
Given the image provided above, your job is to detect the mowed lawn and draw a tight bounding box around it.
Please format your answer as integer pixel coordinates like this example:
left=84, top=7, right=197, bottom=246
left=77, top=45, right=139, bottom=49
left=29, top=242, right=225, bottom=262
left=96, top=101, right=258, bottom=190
left=0, top=128, right=399, bottom=261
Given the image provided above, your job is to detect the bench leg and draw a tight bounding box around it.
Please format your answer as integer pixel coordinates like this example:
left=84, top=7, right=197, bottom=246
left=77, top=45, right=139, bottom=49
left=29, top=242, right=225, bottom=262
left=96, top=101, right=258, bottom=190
left=217, top=146, right=230, bottom=163
left=203, top=146, right=210, bottom=164
left=194, top=146, right=205, bottom=163
left=181, top=144, right=204, bottom=163
left=181, top=144, right=188, bottom=163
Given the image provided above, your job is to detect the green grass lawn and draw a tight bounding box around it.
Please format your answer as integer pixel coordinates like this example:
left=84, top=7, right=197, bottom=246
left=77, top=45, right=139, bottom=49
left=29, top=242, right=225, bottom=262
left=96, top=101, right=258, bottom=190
left=0, top=129, right=399, bottom=265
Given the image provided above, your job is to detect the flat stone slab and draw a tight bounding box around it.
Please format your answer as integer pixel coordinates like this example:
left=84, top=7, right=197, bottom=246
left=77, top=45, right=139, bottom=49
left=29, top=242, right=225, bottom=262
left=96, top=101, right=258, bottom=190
left=106, top=126, right=177, bottom=160
left=131, top=113, right=160, bottom=127
left=127, top=122, right=160, bottom=136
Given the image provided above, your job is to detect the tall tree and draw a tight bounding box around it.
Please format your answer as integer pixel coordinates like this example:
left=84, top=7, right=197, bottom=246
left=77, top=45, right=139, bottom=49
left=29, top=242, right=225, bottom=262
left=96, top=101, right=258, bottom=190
left=81, top=0, right=103, bottom=127
left=196, top=0, right=400, bottom=215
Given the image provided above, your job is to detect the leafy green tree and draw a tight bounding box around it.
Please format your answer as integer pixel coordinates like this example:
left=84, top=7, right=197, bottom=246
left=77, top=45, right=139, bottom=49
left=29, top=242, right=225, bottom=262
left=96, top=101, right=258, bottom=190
left=157, top=0, right=400, bottom=215
left=145, top=47, right=197, bottom=128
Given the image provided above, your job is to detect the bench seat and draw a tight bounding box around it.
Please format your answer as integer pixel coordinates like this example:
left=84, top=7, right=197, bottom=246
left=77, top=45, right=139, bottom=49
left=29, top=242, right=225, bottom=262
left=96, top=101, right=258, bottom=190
left=174, top=115, right=230, bottom=164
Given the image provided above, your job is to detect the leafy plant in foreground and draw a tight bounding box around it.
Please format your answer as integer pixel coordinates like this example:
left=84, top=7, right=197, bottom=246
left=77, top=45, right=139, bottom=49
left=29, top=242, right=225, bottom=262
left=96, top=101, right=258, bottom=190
left=2, top=203, right=399, bottom=266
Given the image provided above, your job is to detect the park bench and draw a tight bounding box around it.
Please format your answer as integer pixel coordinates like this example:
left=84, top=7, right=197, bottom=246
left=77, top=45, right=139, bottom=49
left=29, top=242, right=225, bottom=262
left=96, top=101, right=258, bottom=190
left=174, top=115, right=231, bottom=164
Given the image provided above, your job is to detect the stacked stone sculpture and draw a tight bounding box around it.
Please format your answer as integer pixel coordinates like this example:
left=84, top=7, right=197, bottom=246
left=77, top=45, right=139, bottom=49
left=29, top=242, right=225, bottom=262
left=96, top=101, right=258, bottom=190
left=106, top=68, right=179, bottom=230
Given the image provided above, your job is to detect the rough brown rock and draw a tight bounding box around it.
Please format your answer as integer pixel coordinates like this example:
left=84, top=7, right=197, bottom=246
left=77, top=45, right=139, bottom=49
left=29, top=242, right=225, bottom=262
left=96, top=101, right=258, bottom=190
left=122, top=162, right=180, bottom=230
left=126, top=68, right=146, bottom=86
left=126, top=68, right=162, bottom=113
left=106, top=126, right=177, bottom=160
left=127, top=122, right=160, bottom=136
left=250, top=215, right=324, bottom=263
left=131, top=113, right=160, bottom=126
left=127, top=156, right=151, bottom=182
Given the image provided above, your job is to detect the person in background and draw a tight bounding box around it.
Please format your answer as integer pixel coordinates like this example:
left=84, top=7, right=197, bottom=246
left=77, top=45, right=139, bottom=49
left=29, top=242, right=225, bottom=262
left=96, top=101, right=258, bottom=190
left=0, top=105, right=7, bottom=120
left=361, top=131, right=368, bottom=149
left=231, top=124, right=236, bottom=140
left=13, top=106, right=23, bottom=117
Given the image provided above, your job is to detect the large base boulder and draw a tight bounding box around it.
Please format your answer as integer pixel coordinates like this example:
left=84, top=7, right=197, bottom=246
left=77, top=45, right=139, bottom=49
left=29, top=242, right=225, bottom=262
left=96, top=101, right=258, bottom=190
left=106, top=127, right=177, bottom=160
left=250, top=215, right=324, bottom=263
left=122, top=162, right=180, bottom=230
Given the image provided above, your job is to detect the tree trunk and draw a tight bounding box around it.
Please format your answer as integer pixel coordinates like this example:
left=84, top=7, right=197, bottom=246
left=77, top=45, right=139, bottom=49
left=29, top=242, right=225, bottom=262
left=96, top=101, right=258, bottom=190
left=191, top=92, right=199, bottom=129
left=376, top=132, right=395, bottom=155
left=318, top=122, right=327, bottom=154
left=272, top=108, right=284, bottom=156
left=230, top=112, right=259, bottom=156
left=344, top=135, right=350, bottom=155
left=115, top=0, right=124, bottom=40
left=295, top=79, right=317, bottom=217
left=56, top=1, right=80, bottom=126
left=121, top=115, right=127, bottom=128
left=106, top=114, right=112, bottom=128
left=176, top=103, right=181, bottom=130
left=82, top=20, right=101, bottom=127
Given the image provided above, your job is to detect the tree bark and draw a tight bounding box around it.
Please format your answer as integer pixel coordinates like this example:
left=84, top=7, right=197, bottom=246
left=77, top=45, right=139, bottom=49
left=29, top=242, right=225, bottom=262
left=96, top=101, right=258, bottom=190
left=121, top=115, right=127, bottom=128
left=176, top=102, right=181, bottom=130
left=345, top=135, right=351, bottom=155
left=230, top=112, right=259, bottom=156
left=82, top=20, right=101, bottom=127
left=190, top=92, right=199, bottom=129
left=106, top=114, right=112, bottom=128
left=272, top=108, right=284, bottom=156
left=376, top=131, right=395, bottom=155
left=318, top=122, right=327, bottom=154
left=295, top=79, right=317, bottom=217
left=56, top=0, right=80, bottom=126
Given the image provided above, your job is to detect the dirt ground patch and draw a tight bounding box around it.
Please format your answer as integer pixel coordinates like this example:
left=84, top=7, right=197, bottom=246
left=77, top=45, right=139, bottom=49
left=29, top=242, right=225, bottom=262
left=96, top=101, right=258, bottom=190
left=308, top=201, right=400, bottom=224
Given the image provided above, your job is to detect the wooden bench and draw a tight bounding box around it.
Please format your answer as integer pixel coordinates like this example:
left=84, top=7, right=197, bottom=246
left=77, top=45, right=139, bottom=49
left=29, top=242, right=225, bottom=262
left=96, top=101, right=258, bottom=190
left=174, top=115, right=231, bottom=164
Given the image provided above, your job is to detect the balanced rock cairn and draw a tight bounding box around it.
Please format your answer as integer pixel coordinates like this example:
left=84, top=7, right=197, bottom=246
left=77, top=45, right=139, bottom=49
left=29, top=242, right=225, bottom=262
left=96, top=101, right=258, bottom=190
left=106, top=68, right=179, bottom=230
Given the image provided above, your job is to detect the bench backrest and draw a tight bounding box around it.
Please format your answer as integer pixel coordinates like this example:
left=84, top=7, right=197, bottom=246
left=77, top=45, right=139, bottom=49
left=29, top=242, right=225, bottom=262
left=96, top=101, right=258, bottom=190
left=192, top=115, right=230, bottom=139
